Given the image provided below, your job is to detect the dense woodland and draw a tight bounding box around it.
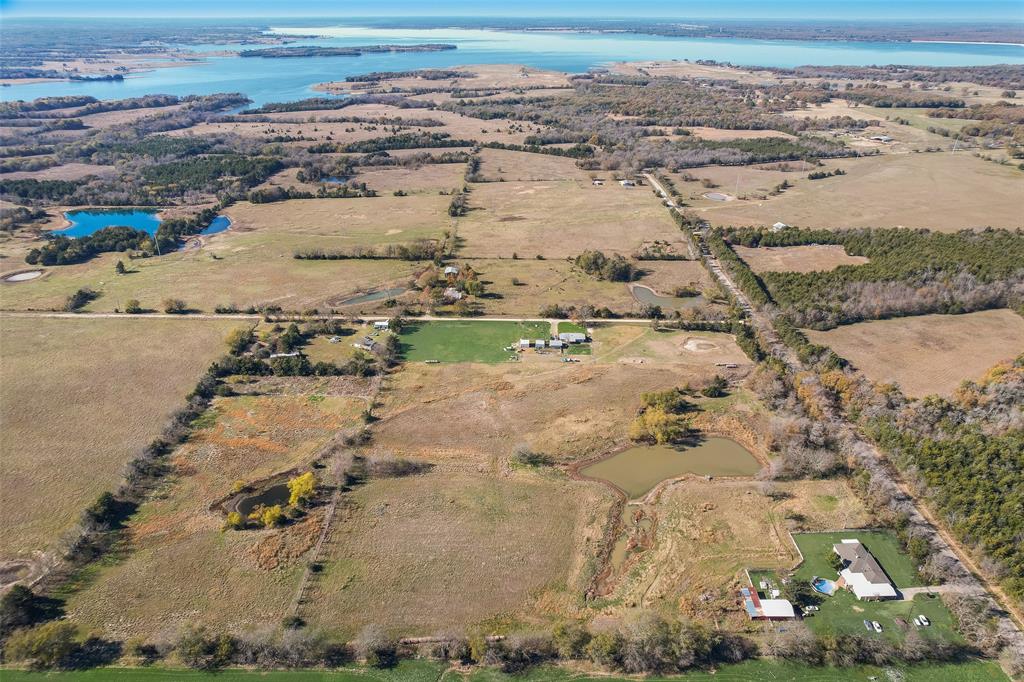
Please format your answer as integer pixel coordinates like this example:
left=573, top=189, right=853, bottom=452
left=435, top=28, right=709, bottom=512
left=725, top=227, right=1024, bottom=328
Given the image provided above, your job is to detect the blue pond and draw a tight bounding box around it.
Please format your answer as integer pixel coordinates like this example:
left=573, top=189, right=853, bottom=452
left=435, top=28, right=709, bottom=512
left=201, top=215, right=232, bottom=235
left=59, top=210, right=161, bottom=237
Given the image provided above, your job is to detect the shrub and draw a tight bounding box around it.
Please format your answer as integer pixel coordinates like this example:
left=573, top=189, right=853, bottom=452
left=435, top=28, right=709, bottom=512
left=4, top=621, right=79, bottom=670
left=287, top=472, right=317, bottom=506
left=257, top=505, right=284, bottom=528
left=701, top=375, right=728, bottom=398
left=163, top=298, right=189, bottom=314
left=124, top=299, right=143, bottom=314
left=222, top=511, right=244, bottom=531
left=64, top=287, right=97, bottom=311
left=353, top=625, right=398, bottom=668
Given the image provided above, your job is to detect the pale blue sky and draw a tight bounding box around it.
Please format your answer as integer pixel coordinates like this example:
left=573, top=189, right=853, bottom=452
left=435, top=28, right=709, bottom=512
left=2, top=0, right=1022, bottom=21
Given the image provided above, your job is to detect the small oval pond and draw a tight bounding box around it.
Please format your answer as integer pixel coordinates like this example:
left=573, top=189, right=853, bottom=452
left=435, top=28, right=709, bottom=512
left=581, top=438, right=760, bottom=499
left=2, top=270, right=44, bottom=282
left=630, top=284, right=706, bottom=311
left=339, top=287, right=406, bottom=306
left=200, top=215, right=232, bottom=235
left=703, top=192, right=733, bottom=202
left=235, top=483, right=290, bottom=517
left=60, top=210, right=161, bottom=237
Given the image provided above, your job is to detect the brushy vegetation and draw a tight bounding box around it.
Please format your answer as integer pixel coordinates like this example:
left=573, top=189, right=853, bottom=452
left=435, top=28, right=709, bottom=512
left=725, top=227, right=1024, bottom=328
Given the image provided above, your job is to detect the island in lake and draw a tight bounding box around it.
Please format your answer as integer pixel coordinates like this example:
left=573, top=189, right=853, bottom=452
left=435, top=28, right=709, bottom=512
left=239, top=44, right=458, bottom=58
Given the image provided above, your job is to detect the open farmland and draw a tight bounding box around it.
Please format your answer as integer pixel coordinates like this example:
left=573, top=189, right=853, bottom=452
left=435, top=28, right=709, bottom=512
left=476, top=147, right=596, bottom=182
left=805, top=309, right=1024, bottom=397
left=64, top=382, right=371, bottom=639
left=695, top=153, right=1024, bottom=231
left=0, top=316, right=237, bottom=559
left=303, top=460, right=609, bottom=636
left=225, top=196, right=449, bottom=249
left=734, top=244, right=869, bottom=273
left=458, top=180, right=683, bottom=258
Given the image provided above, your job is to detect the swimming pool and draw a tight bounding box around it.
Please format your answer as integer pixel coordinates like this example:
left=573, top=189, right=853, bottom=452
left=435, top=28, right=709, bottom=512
left=812, top=577, right=837, bottom=596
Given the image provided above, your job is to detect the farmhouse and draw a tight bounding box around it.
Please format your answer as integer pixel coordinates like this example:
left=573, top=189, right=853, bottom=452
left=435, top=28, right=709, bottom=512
left=740, top=586, right=796, bottom=621
left=549, top=339, right=565, bottom=349
left=373, top=320, right=390, bottom=331
left=444, top=266, right=460, bottom=276
left=619, top=179, right=635, bottom=187
left=833, top=539, right=898, bottom=600
left=558, top=332, right=587, bottom=343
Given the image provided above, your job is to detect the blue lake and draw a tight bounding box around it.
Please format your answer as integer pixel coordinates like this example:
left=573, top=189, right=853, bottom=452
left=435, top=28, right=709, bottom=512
left=59, top=210, right=162, bottom=237
left=58, top=211, right=232, bottom=238
left=2, top=23, right=1021, bottom=106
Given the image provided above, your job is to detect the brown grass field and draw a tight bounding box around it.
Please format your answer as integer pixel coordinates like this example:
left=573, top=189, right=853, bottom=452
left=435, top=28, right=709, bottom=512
left=687, top=127, right=796, bottom=141
left=734, top=245, right=869, bottom=273
left=0, top=316, right=238, bottom=559
left=694, top=152, right=1024, bottom=231
left=476, top=148, right=592, bottom=182
left=805, top=309, right=1024, bottom=397
left=2, top=163, right=117, bottom=181
left=304, top=460, right=609, bottom=636
left=65, top=381, right=371, bottom=639
left=354, top=163, right=465, bottom=195
left=458, top=180, right=683, bottom=258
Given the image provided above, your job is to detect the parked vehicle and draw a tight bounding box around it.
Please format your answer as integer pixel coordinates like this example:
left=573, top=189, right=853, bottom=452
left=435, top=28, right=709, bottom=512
left=864, top=620, right=873, bottom=631
left=913, top=617, right=922, bottom=626
left=919, top=615, right=930, bottom=626
left=872, top=621, right=883, bottom=633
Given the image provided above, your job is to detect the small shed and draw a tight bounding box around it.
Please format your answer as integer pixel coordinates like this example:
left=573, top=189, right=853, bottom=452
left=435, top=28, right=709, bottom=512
left=443, top=287, right=463, bottom=301
left=550, top=339, right=564, bottom=349
left=534, top=339, right=546, bottom=348
left=373, top=320, right=389, bottom=330
left=771, top=222, right=789, bottom=232
left=619, top=179, right=635, bottom=187
left=519, top=339, right=531, bottom=349
left=443, top=266, right=459, bottom=276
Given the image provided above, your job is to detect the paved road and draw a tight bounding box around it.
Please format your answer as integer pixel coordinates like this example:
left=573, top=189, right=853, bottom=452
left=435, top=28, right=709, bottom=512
left=644, top=171, right=1024, bottom=642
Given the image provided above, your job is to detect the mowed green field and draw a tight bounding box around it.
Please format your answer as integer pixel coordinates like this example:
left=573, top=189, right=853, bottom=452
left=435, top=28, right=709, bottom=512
left=0, top=660, right=1008, bottom=681
left=792, top=532, right=959, bottom=643
left=399, top=321, right=550, bottom=363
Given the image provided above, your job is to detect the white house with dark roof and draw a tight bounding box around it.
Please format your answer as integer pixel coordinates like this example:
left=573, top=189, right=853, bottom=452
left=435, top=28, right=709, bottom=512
left=833, top=539, right=898, bottom=600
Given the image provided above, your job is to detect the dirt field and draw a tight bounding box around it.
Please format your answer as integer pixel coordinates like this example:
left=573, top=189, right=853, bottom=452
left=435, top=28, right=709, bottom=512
left=65, top=381, right=371, bottom=639
left=805, top=309, right=1024, bottom=397
left=610, top=60, right=777, bottom=85
left=303, top=460, right=609, bottom=636
left=0, top=316, right=237, bottom=559
left=458, top=180, right=683, bottom=258
left=696, top=152, right=1024, bottom=231
left=734, top=245, right=869, bottom=273
left=2, top=163, right=117, bottom=181
left=591, top=325, right=751, bottom=369
left=606, top=478, right=870, bottom=624
left=687, top=127, right=796, bottom=141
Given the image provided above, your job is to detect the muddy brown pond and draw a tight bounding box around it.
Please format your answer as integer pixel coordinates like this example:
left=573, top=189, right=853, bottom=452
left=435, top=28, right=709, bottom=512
left=581, top=438, right=760, bottom=499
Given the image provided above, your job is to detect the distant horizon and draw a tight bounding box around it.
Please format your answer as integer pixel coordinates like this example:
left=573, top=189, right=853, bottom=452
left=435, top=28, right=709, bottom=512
left=2, top=0, right=1023, bottom=23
